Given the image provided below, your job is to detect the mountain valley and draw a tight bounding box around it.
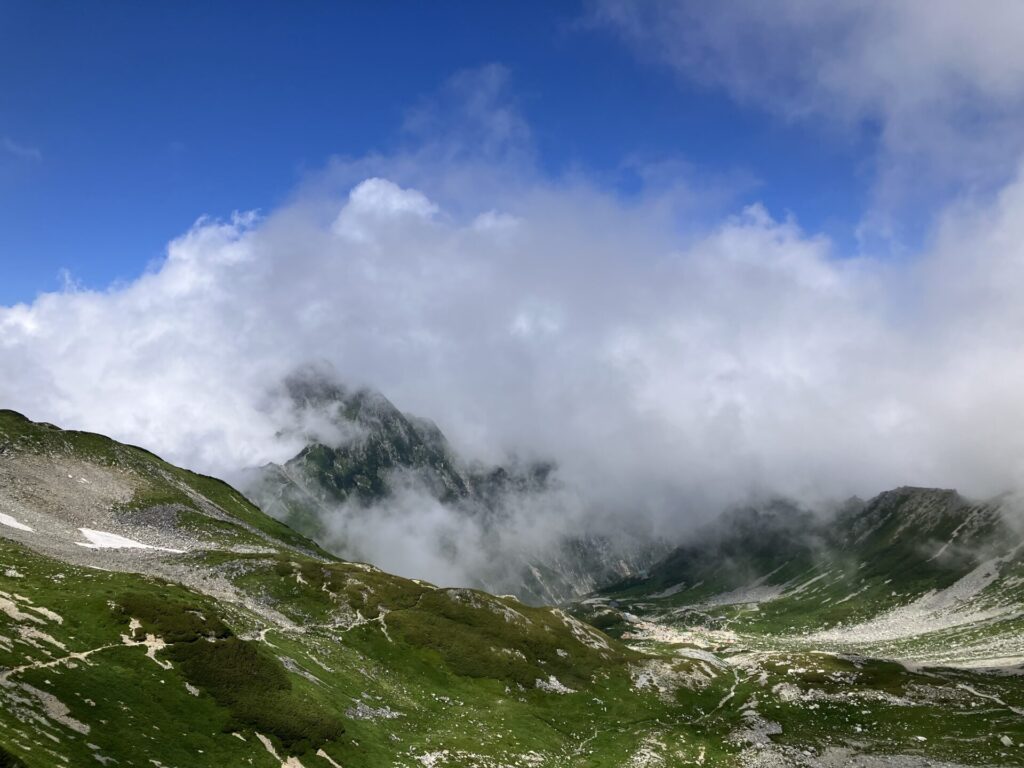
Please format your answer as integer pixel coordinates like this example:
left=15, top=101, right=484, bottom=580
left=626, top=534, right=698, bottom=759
left=1, top=411, right=1023, bottom=766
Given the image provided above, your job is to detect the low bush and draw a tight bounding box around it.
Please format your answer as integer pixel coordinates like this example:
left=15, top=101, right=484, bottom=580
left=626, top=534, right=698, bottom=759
left=168, top=636, right=344, bottom=752
left=0, top=745, right=26, bottom=767
left=115, top=591, right=230, bottom=643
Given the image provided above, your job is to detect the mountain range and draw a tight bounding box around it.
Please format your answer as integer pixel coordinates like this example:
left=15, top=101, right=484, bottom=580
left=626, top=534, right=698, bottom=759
left=1, top=409, right=1023, bottom=766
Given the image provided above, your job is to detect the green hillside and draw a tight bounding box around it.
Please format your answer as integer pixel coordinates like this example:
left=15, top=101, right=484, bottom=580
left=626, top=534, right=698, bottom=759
left=0, top=411, right=733, bottom=766
left=2, top=410, right=1024, bottom=766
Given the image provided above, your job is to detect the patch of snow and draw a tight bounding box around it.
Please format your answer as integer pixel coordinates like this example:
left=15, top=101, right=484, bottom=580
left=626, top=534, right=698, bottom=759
left=0, top=512, right=34, bottom=532
left=74, top=528, right=185, bottom=553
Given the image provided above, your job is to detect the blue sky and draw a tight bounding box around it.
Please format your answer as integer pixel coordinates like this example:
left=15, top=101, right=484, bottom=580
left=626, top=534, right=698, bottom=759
left=0, top=1, right=873, bottom=305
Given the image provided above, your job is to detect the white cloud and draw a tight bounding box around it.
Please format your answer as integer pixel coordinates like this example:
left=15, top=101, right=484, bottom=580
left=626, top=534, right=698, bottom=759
left=4, top=157, right=1024, bottom=524
left=590, top=1, right=1024, bottom=225
left=334, top=178, right=440, bottom=242
left=1, top=136, right=41, bottom=161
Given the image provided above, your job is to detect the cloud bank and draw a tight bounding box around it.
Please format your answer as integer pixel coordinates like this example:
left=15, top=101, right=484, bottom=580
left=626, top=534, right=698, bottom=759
left=4, top=160, right=1024, bottom=516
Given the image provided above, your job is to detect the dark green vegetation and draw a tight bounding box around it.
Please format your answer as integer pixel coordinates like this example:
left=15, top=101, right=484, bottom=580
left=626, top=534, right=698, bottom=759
left=115, top=590, right=231, bottom=642
left=168, top=637, right=345, bottom=752
left=114, top=591, right=344, bottom=751
left=0, top=745, right=26, bottom=768
left=3, top=410, right=1024, bottom=766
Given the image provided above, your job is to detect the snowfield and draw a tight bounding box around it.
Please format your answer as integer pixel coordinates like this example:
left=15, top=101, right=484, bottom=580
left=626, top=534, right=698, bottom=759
left=74, top=528, right=186, bottom=553
left=0, top=512, right=34, bottom=532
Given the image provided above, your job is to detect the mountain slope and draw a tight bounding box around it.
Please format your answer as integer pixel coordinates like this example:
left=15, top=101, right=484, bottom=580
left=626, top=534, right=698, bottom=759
left=596, top=487, right=1024, bottom=667
left=3, top=411, right=1024, bottom=766
left=0, top=410, right=753, bottom=767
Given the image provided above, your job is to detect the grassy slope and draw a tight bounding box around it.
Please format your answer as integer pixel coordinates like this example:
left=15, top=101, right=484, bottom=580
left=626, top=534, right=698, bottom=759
left=0, top=535, right=761, bottom=767
left=0, top=409, right=323, bottom=555
left=3, top=411, right=1024, bottom=765
left=0, top=410, right=733, bottom=766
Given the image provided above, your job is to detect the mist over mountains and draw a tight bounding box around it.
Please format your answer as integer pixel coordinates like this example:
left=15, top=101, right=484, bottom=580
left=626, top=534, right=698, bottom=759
left=4, top=410, right=1024, bottom=766
left=239, top=367, right=663, bottom=601
left=5, top=155, right=1024, bottom=566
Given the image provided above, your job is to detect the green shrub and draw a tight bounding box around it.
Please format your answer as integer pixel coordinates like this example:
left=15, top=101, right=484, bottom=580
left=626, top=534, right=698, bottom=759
left=115, top=591, right=230, bottom=643
left=168, top=636, right=344, bottom=752
left=0, top=745, right=26, bottom=768
left=114, top=590, right=343, bottom=754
